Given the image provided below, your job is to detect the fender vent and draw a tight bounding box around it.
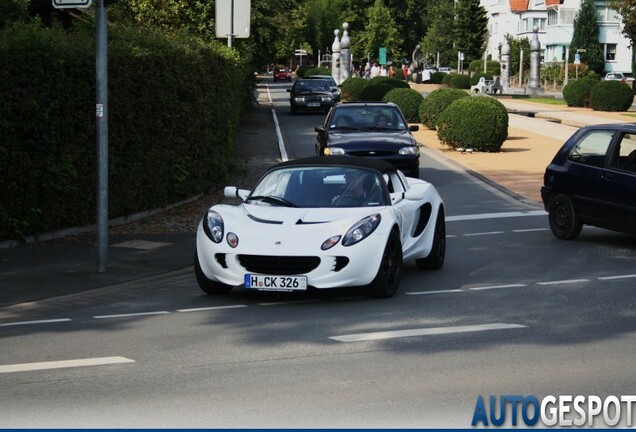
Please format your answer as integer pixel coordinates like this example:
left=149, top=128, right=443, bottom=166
left=215, top=253, right=228, bottom=269
left=414, top=203, right=432, bottom=237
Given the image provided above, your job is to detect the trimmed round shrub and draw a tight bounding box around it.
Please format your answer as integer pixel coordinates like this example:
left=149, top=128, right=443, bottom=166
left=304, top=66, right=331, bottom=77
left=430, top=71, right=445, bottom=84
left=449, top=74, right=470, bottom=89
left=340, top=77, right=368, bottom=101
left=470, top=72, right=494, bottom=86
left=368, top=76, right=410, bottom=88
left=382, top=88, right=424, bottom=122
left=418, top=88, right=471, bottom=130
left=436, top=96, right=509, bottom=152
left=590, top=80, right=634, bottom=112
left=562, top=77, right=598, bottom=107
left=442, top=73, right=455, bottom=85
left=360, top=82, right=395, bottom=101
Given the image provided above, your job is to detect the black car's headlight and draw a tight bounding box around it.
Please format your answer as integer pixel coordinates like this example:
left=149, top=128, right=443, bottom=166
left=203, top=210, right=224, bottom=243
left=399, top=146, right=420, bottom=155
left=293, top=97, right=305, bottom=102
left=321, top=96, right=333, bottom=102
left=342, top=214, right=381, bottom=246
left=324, top=147, right=345, bottom=156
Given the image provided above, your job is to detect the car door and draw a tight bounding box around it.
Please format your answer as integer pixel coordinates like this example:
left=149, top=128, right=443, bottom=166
left=600, top=132, right=636, bottom=232
left=563, top=129, right=615, bottom=223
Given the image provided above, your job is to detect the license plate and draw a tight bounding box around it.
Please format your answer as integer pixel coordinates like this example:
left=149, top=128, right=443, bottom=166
left=244, top=274, right=307, bottom=291
left=307, top=102, right=320, bottom=107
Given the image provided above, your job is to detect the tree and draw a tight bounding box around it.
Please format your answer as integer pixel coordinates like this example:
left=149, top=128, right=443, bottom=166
left=609, top=0, right=636, bottom=73
left=354, top=0, right=403, bottom=63
left=420, top=0, right=456, bottom=66
left=570, top=0, right=605, bottom=75
left=454, top=0, right=488, bottom=63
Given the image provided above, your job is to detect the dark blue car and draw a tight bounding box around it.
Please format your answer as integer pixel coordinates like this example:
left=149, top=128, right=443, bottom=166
left=314, top=102, right=420, bottom=178
left=541, top=123, right=636, bottom=239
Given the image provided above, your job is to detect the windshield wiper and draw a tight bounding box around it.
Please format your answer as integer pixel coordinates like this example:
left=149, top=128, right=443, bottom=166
left=248, top=195, right=297, bottom=207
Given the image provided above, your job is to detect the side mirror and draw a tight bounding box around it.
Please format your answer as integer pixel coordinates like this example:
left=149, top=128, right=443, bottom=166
left=409, top=125, right=419, bottom=132
left=287, top=89, right=292, bottom=93
left=404, top=188, right=426, bottom=200
left=315, top=126, right=325, bottom=133
left=224, top=186, right=250, bottom=201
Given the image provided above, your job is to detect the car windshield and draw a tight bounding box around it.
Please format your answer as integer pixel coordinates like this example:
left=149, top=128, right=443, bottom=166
left=327, top=106, right=408, bottom=131
left=248, top=166, right=387, bottom=208
left=309, top=76, right=336, bottom=87
left=294, top=80, right=330, bottom=93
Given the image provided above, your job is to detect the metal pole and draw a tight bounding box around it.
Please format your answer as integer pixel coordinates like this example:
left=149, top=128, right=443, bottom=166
left=96, top=0, right=108, bottom=272
left=228, top=0, right=234, bottom=47
left=564, top=46, right=569, bottom=86
left=519, top=48, right=523, bottom=87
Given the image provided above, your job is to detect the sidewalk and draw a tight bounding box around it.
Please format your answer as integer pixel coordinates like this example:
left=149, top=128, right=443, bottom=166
left=2, top=83, right=634, bottom=315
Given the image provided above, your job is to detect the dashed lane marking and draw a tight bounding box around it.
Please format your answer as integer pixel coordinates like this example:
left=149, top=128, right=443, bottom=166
left=93, top=311, right=170, bottom=319
left=446, top=210, right=546, bottom=222
left=0, top=356, right=135, bottom=374
left=0, top=318, right=71, bottom=327
left=177, top=305, right=248, bottom=313
left=329, top=323, right=527, bottom=342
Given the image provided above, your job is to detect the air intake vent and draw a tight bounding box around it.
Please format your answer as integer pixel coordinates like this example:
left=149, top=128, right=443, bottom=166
left=238, top=255, right=320, bottom=275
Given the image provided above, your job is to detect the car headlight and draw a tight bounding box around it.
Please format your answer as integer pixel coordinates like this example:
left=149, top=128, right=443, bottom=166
left=293, top=97, right=305, bottom=102
left=324, top=147, right=345, bottom=156
left=321, top=96, right=333, bottom=102
left=342, top=214, right=381, bottom=247
left=399, top=146, right=420, bottom=155
left=203, top=210, right=224, bottom=243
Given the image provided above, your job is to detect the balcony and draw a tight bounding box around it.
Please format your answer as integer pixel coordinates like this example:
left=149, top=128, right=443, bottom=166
left=509, top=0, right=528, bottom=12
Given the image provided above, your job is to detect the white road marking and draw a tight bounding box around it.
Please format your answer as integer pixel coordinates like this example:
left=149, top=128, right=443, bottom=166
left=0, top=356, right=135, bottom=374
left=598, top=274, right=636, bottom=280
left=470, top=284, right=527, bottom=291
left=266, top=84, right=288, bottom=162
left=463, top=231, right=505, bottom=236
left=330, top=323, right=527, bottom=342
left=258, top=300, right=322, bottom=306
left=0, top=318, right=71, bottom=327
left=513, top=228, right=550, bottom=233
left=177, top=305, right=248, bottom=312
left=446, top=210, right=546, bottom=222
left=405, top=289, right=463, bottom=295
left=536, top=279, right=590, bottom=286
left=93, top=311, right=170, bottom=319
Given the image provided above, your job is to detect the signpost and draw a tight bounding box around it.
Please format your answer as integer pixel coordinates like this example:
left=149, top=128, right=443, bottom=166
left=216, top=0, right=251, bottom=48
left=295, top=48, right=307, bottom=66
left=379, top=47, right=387, bottom=65
left=52, top=0, right=92, bottom=7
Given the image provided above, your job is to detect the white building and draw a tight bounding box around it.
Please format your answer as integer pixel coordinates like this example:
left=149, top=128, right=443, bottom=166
left=481, top=0, right=633, bottom=74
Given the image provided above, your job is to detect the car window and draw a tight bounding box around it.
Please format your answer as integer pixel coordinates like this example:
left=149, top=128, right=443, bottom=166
left=295, top=80, right=329, bottom=92
left=615, top=133, right=636, bottom=173
left=329, top=106, right=407, bottom=131
left=567, top=130, right=614, bottom=167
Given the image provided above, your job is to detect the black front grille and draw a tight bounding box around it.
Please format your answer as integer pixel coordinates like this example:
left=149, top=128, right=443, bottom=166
left=305, top=96, right=322, bottom=102
left=215, top=253, right=228, bottom=269
left=238, top=255, right=320, bottom=275
left=349, top=150, right=395, bottom=157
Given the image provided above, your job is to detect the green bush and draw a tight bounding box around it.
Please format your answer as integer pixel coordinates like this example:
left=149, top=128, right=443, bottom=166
left=340, top=77, right=368, bottom=101
left=304, top=66, right=331, bottom=77
left=368, top=76, right=410, bottom=88
left=295, top=64, right=315, bottom=78
left=590, top=80, right=634, bottom=112
left=382, top=88, right=424, bottom=122
left=430, top=71, right=445, bottom=84
left=470, top=72, right=494, bottom=86
left=442, top=73, right=456, bottom=85
left=436, top=96, right=509, bottom=152
left=469, top=60, right=501, bottom=76
left=0, top=21, right=250, bottom=241
left=395, top=68, right=405, bottom=80
left=418, top=88, right=470, bottom=130
left=360, top=82, right=395, bottom=101
left=562, top=78, right=599, bottom=107
left=449, top=74, right=470, bottom=89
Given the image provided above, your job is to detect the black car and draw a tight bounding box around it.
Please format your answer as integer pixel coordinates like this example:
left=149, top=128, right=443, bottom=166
left=287, top=79, right=334, bottom=114
left=314, top=102, right=420, bottom=177
left=306, top=74, right=341, bottom=102
left=541, top=123, right=636, bottom=239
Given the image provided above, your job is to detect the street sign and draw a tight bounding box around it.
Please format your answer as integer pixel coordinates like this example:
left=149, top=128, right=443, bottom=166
left=574, top=53, right=581, bottom=65
left=52, top=0, right=92, bottom=8
left=215, top=0, right=251, bottom=39
left=379, top=47, right=387, bottom=65
left=295, top=49, right=307, bottom=56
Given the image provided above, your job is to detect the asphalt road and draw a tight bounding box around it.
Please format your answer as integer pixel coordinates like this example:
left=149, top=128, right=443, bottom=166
left=1, top=81, right=635, bottom=428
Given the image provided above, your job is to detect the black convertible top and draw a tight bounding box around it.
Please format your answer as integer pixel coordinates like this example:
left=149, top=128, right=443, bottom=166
left=271, top=156, right=396, bottom=174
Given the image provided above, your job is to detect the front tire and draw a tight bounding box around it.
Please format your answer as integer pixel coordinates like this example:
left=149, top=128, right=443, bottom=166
left=194, top=251, right=233, bottom=295
left=548, top=193, right=582, bottom=240
left=366, top=229, right=402, bottom=298
left=416, top=206, right=446, bottom=270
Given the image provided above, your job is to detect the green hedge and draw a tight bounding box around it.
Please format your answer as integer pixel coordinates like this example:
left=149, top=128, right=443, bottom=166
left=562, top=78, right=598, bottom=107
left=430, top=71, right=446, bottom=84
left=418, top=88, right=470, bottom=130
left=470, top=72, right=494, bottom=86
left=469, top=60, right=501, bottom=76
left=449, top=74, right=470, bottom=89
left=0, top=21, right=250, bottom=241
left=590, top=80, right=634, bottom=112
left=436, top=96, right=508, bottom=152
left=340, top=77, right=368, bottom=101
left=382, top=88, right=424, bottom=123
left=303, top=66, right=331, bottom=77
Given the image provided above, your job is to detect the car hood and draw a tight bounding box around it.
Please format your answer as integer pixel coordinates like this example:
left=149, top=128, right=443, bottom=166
left=326, top=130, right=416, bottom=148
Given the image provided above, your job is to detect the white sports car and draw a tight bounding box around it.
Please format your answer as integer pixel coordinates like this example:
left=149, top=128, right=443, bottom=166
left=195, top=156, right=445, bottom=298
